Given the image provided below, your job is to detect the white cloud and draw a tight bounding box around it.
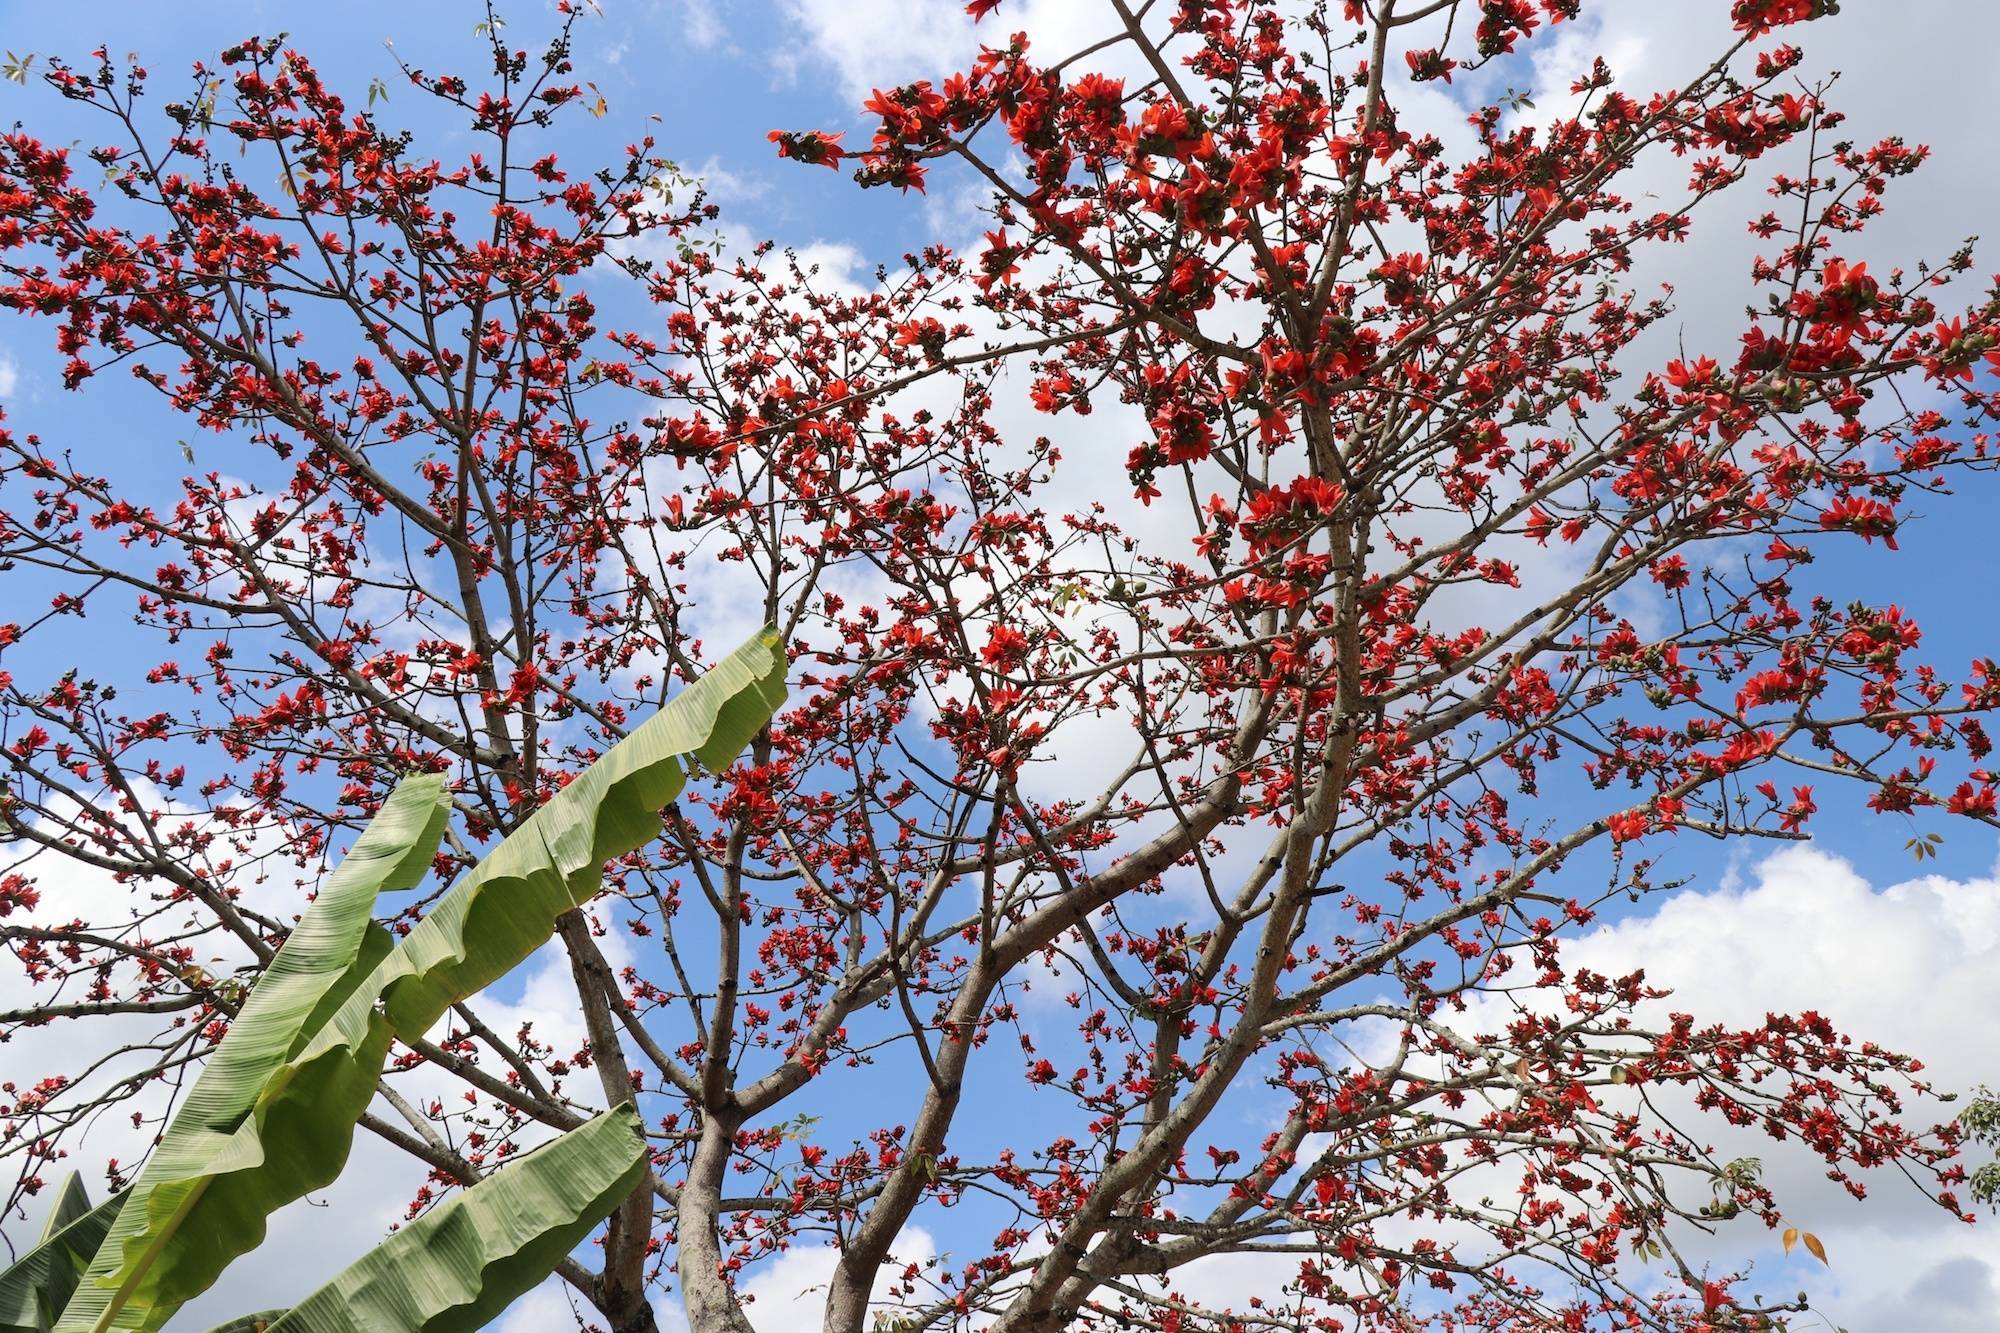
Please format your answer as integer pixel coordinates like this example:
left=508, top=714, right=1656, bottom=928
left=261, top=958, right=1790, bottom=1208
left=1145, top=843, right=2000, bottom=1329
left=1444, top=843, right=2000, bottom=1327
left=689, top=154, right=770, bottom=208
left=737, top=1225, right=936, bottom=1331
left=780, top=0, right=1135, bottom=105
left=679, top=0, right=730, bottom=54
left=0, top=353, right=18, bottom=401
left=1512, top=0, right=2000, bottom=373
left=494, top=1278, right=600, bottom=1333
left=1595, top=845, right=2000, bottom=1326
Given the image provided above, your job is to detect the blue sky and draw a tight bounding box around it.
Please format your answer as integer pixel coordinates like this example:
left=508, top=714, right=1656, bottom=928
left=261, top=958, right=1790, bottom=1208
left=2, top=1, right=1999, bottom=1328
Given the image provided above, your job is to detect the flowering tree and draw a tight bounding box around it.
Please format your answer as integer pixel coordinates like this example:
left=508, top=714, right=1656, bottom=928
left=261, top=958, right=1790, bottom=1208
left=2, top=1, right=1998, bottom=1329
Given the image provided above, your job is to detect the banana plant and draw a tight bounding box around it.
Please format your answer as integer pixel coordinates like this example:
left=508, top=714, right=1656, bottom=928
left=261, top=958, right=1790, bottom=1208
left=0, top=627, right=785, bottom=1333
left=7, top=1109, right=643, bottom=1333
left=198, top=1104, right=649, bottom=1333
left=0, top=1175, right=124, bottom=1332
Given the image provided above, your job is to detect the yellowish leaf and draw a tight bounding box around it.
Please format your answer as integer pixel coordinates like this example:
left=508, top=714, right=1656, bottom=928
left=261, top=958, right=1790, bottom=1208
left=1801, top=1231, right=1828, bottom=1265
left=1782, top=1226, right=1798, bottom=1255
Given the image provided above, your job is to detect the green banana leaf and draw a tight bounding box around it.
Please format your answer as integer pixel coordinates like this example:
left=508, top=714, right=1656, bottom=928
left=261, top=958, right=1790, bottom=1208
left=55, top=776, right=453, bottom=1333
left=200, top=1314, right=284, bottom=1333
left=70, top=626, right=785, bottom=1331
left=369, top=624, right=787, bottom=1035
left=0, top=1186, right=124, bottom=1332
left=207, top=1104, right=648, bottom=1333
left=37, top=1176, right=96, bottom=1246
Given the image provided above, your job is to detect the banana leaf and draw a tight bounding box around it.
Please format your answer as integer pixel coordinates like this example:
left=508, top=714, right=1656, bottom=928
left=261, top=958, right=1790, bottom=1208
left=206, top=1104, right=648, bottom=1333
left=69, top=626, right=785, bottom=1331
left=55, top=776, right=453, bottom=1332
left=0, top=1186, right=123, bottom=1332
left=200, top=1315, right=284, bottom=1333
left=36, top=1176, right=96, bottom=1246
left=370, top=624, right=787, bottom=1035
